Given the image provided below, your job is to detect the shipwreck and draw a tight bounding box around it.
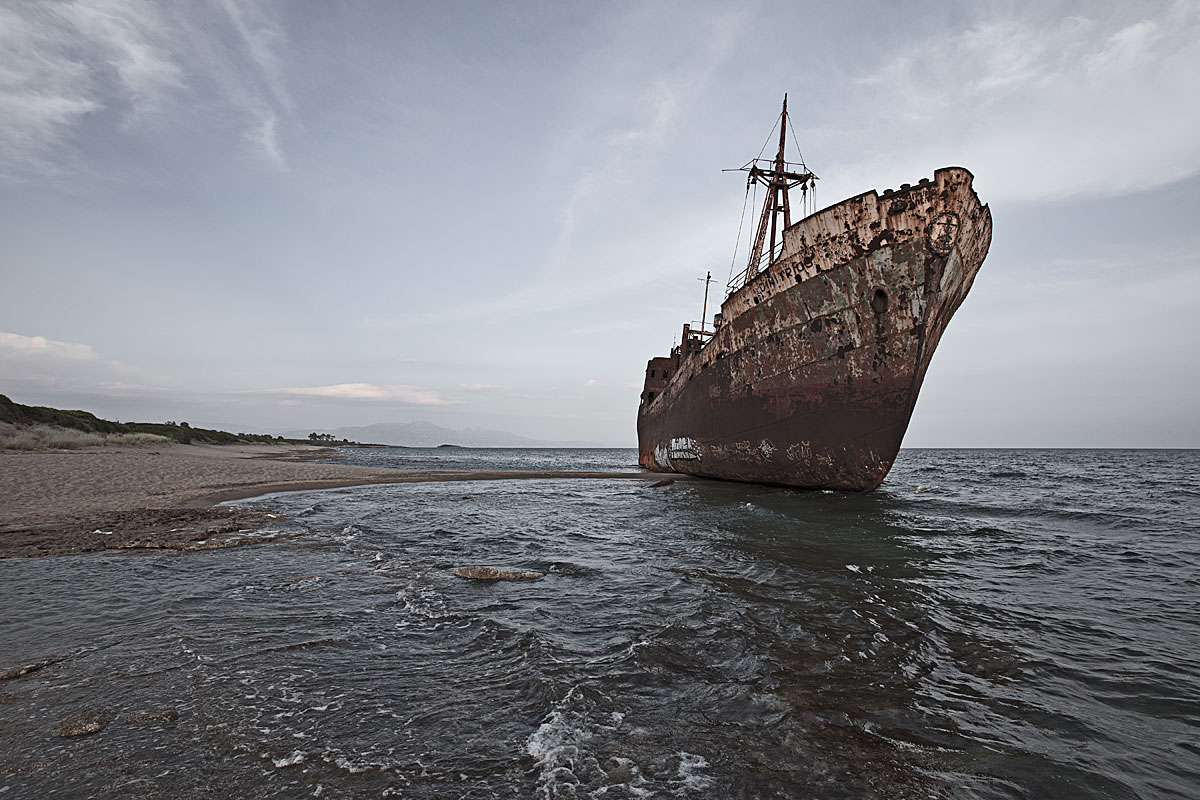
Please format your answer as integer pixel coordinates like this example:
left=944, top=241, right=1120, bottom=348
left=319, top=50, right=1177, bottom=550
left=636, top=96, right=992, bottom=491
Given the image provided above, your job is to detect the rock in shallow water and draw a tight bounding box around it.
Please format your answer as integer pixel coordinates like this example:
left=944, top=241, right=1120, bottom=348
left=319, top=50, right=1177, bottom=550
left=58, top=709, right=112, bottom=737
left=453, top=566, right=544, bottom=580
left=125, top=709, right=179, bottom=724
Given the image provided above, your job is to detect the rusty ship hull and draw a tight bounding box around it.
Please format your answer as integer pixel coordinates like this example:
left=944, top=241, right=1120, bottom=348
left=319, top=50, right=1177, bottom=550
left=637, top=166, right=991, bottom=491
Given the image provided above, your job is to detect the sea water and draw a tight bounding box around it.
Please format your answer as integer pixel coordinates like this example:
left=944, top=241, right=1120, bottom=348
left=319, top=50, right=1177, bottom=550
left=1, top=448, right=1197, bottom=798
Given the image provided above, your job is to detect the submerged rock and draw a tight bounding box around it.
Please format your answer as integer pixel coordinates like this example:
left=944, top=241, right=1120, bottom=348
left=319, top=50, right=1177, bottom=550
left=453, top=566, right=544, bottom=581
left=59, top=708, right=112, bottom=737
left=0, top=654, right=67, bottom=681
left=125, top=709, right=179, bottom=724
left=648, top=479, right=675, bottom=488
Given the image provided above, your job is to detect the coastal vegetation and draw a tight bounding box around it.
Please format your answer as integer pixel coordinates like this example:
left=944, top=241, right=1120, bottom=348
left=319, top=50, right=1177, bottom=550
left=0, top=394, right=308, bottom=449
left=0, top=425, right=169, bottom=451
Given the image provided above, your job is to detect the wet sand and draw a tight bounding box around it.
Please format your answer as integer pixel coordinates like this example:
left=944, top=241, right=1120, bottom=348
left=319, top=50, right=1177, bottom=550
left=0, top=442, right=658, bottom=558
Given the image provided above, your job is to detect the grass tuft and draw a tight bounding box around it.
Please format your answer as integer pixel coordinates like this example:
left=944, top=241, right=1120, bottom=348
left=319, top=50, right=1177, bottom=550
left=0, top=426, right=171, bottom=452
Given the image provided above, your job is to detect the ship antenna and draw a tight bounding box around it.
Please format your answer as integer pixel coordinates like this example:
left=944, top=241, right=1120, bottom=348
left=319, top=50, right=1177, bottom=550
left=698, top=270, right=713, bottom=334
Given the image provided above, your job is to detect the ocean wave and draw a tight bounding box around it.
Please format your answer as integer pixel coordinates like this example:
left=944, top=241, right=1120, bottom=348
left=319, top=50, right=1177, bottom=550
left=987, top=469, right=1028, bottom=479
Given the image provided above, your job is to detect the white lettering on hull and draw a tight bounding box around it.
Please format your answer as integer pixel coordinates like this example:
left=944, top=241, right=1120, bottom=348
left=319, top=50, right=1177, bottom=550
left=654, top=443, right=672, bottom=470
left=669, top=437, right=701, bottom=460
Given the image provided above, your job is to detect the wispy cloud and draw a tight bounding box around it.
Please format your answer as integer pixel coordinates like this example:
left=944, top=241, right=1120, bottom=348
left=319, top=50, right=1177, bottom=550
left=213, top=0, right=289, bottom=110
left=210, top=0, right=290, bottom=166
left=246, top=109, right=284, bottom=167
left=833, top=4, right=1200, bottom=203
left=0, top=4, right=98, bottom=178
left=278, top=383, right=451, bottom=405
left=61, top=0, right=184, bottom=114
left=537, top=4, right=748, bottom=268
left=0, top=0, right=291, bottom=179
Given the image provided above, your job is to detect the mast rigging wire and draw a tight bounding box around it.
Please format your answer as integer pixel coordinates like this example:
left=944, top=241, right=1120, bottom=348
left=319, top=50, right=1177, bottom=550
left=753, top=109, right=784, bottom=163
left=726, top=180, right=753, bottom=289
left=785, top=115, right=807, bottom=171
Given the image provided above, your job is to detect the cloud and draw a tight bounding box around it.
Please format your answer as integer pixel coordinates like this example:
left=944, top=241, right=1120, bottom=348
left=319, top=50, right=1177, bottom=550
left=0, top=331, right=101, bottom=361
left=279, top=383, right=450, bottom=405
left=829, top=4, right=1200, bottom=204
left=209, top=0, right=291, bottom=166
left=0, top=0, right=290, bottom=179
left=0, top=5, right=97, bottom=178
left=536, top=5, right=749, bottom=267
left=246, top=109, right=284, bottom=167
left=0, top=0, right=181, bottom=178
left=0, top=330, right=164, bottom=395
left=61, top=0, right=184, bottom=112
left=213, top=0, right=289, bottom=110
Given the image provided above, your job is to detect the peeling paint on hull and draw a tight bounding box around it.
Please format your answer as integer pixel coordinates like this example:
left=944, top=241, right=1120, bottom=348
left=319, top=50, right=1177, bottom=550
left=637, top=167, right=992, bottom=492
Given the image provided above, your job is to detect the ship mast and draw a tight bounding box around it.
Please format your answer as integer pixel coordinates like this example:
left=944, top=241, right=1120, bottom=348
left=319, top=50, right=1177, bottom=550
left=730, top=95, right=817, bottom=291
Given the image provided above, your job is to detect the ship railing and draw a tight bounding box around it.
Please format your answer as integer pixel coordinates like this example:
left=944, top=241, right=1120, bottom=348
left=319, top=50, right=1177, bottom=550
left=726, top=240, right=784, bottom=294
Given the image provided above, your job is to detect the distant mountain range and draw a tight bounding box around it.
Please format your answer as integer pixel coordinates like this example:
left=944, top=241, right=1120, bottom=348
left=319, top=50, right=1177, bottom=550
left=283, top=421, right=616, bottom=448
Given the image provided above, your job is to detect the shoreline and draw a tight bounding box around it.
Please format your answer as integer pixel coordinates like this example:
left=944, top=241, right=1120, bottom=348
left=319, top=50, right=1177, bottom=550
left=0, top=442, right=663, bottom=558
left=193, top=471, right=658, bottom=507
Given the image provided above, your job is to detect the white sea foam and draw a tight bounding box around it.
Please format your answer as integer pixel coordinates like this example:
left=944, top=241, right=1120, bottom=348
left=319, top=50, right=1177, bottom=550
left=271, top=750, right=305, bottom=768
left=525, top=686, right=673, bottom=798
left=526, top=706, right=589, bottom=797
left=673, top=751, right=714, bottom=792
left=318, top=750, right=381, bottom=774
left=527, top=686, right=599, bottom=799
left=396, top=584, right=449, bottom=619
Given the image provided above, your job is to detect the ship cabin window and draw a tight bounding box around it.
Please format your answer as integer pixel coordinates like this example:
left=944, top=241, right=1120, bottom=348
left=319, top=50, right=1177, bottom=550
left=649, top=369, right=656, bottom=378
left=648, top=391, right=655, bottom=402
left=663, top=370, right=669, bottom=379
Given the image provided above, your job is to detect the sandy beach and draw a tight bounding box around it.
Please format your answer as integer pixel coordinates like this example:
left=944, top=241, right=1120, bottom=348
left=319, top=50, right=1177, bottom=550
left=0, top=442, right=655, bottom=558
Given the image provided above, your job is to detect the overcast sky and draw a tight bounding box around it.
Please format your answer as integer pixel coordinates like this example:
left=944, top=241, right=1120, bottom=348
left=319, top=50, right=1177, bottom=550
left=2, top=0, right=1198, bottom=446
